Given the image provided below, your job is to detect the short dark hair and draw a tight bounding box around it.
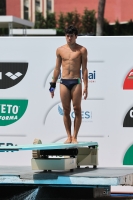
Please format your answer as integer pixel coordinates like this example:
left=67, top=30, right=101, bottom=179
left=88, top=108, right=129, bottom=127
left=65, top=25, right=78, bottom=36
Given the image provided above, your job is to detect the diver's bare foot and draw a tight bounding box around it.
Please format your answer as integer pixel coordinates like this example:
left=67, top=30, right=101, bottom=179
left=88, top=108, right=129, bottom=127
left=64, top=137, right=72, bottom=144
left=72, top=137, right=78, bottom=144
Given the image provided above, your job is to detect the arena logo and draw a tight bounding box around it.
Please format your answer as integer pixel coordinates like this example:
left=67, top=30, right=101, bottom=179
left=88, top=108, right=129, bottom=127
left=58, top=105, right=92, bottom=121
left=0, top=99, right=28, bottom=126
left=54, top=70, right=96, bottom=83
left=123, top=69, right=133, bottom=90
left=123, top=107, right=133, bottom=127
left=0, top=62, right=28, bottom=89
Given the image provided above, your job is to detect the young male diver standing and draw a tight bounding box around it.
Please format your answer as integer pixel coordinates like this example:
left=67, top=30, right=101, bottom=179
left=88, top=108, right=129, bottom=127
left=49, top=25, right=88, bottom=144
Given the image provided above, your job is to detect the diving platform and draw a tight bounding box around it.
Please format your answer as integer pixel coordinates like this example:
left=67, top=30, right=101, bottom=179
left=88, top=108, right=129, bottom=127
left=0, top=140, right=133, bottom=198
left=0, top=141, right=98, bottom=171
left=0, top=141, right=98, bottom=151
left=0, top=167, right=133, bottom=198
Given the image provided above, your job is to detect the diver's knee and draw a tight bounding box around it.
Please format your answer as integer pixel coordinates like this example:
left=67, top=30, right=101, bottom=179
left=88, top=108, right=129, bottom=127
left=73, top=106, right=81, bottom=116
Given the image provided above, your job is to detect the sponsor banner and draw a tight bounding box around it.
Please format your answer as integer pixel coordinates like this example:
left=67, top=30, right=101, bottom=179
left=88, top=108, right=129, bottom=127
left=55, top=70, right=97, bottom=83
left=0, top=99, right=28, bottom=126
left=0, top=37, right=133, bottom=168
left=123, top=69, right=133, bottom=90
left=123, top=107, right=133, bottom=127
left=123, top=145, right=133, bottom=165
left=58, top=104, right=92, bottom=122
left=43, top=100, right=105, bottom=143
left=45, top=67, right=105, bottom=100
left=0, top=63, right=28, bottom=89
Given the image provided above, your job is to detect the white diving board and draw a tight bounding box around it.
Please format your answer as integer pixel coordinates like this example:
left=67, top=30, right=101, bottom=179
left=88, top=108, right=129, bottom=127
left=0, top=142, right=98, bottom=152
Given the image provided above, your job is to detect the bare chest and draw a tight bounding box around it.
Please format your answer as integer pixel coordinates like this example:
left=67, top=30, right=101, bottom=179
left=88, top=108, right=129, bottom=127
left=60, top=49, right=81, bottom=62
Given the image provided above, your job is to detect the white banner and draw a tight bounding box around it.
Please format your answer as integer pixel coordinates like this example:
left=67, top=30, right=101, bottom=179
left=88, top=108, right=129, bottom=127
left=0, top=37, right=133, bottom=167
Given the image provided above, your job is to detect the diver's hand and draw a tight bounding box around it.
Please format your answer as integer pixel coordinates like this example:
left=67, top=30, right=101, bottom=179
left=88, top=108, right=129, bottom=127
left=83, top=87, right=88, bottom=100
left=50, top=91, right=54, bottom=98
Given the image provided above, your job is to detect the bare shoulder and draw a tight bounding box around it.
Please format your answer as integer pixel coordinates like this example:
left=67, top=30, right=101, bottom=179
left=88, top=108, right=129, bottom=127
left=80, top=46, right=87, bottom=54
left=56, top=46, right=62, bottom=57
left=76, top=44, right=87, bottom=54
left=56, top=45, right=66, bottom=55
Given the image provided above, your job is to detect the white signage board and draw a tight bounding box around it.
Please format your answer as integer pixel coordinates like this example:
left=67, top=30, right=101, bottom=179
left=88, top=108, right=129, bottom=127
left=0, top=36, right=133, bottom=167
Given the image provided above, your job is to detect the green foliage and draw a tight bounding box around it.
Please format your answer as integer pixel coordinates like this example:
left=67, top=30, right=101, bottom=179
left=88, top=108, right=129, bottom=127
left=81, top=8, right=96, bottom=35
left=65, top=10, right=81, bottom=29
left=57, top=9, right=96, bottom=35
left=34, top=10, right=133, bottom=36
left=34, top=12, right=56, bottom=29
left=34, top=12, right=46, bottom=29
left=34, top=9, right=106, bottom=36
left=102, top=19, right=133, bottom=36
left=71, top=11, right=81, bottom=30
left=113, top=20, right=121, bottom=35
left=0, top=0, right=8, bottom=36
left=102, top=19, right=113, bottom=36
left=0, top=0, right=6, bottom=15
left=56, top=29, right=65, bottom=36
left=58, top=13, right=65, bottom=30
left=118, top=20, right=133, bottom=35
left=57, top=11, right=81, bottom=35
left=65, top=12, right=74, bottom=27
left=0, top=28, right=8, bottom=36
left=46, top=12, right=56, bottom=28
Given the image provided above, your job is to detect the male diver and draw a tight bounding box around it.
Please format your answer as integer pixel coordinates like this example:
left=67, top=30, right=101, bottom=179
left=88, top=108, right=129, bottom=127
left=49, top=25, right=88, bottom=144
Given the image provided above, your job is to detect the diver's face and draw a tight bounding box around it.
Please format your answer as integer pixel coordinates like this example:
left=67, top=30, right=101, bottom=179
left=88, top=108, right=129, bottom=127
left=66, top=33, right=77, bottom=45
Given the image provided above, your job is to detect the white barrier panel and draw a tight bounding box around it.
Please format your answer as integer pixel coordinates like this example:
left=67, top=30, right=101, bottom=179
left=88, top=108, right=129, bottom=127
left=0, top=36, right=133, bottom=166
